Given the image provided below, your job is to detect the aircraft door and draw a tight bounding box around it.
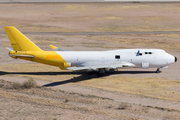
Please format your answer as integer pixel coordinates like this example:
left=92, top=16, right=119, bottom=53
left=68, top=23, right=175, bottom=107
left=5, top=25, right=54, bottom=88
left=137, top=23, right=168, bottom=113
left=115, top=55, right=120, bottom=61
left=142, top=62, right=149, bottom=69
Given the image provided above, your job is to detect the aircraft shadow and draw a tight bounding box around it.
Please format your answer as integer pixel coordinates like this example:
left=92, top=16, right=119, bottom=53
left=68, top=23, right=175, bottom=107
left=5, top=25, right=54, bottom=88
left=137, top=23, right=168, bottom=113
left=0, top=70, right=157, bottom=76
left=110, top=70, right=157, bottom=74
left=43, top=70, right=157, bottom=87
left=0, top=70, right=158, bottom=87
left=43, top=73, right=94, bottom=87
left=0, top=71, right=82, bottom=76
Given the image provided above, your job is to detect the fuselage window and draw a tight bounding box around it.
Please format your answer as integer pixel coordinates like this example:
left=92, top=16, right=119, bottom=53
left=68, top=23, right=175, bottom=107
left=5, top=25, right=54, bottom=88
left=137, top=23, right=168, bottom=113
left=145, top=52, right=148, bottom=54
left=139, top=53, right=142, bottom=56
left=115, top=55, right=120, bottom=59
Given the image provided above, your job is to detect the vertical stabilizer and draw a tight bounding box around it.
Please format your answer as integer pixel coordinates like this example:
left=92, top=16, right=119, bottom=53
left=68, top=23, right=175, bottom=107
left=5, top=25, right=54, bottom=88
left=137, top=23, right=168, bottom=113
left=4, top=26, right=42, bottom=51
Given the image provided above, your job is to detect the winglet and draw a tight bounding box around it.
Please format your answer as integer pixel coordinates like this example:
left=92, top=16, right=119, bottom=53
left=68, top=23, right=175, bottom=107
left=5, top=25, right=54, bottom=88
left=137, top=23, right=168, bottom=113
left=49, top=45, right=58, bottom=50
left=49, top=44, right=71, bottom=51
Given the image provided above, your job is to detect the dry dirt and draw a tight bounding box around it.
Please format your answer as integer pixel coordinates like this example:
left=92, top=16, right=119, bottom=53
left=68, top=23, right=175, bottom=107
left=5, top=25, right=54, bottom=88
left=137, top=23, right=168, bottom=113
left=0, top=3, right=180, bottom=120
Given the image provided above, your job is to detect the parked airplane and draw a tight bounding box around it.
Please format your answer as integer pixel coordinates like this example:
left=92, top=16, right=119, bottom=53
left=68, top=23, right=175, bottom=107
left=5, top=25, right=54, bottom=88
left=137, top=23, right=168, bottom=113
left=5, top=26, right=177, bottom=74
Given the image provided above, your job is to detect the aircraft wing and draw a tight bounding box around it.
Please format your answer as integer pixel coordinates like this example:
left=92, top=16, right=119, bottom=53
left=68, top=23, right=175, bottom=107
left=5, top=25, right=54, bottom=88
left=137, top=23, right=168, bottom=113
left=49, top=45, right=71, bottom=51
left=67, top=62, right=135, bottom=71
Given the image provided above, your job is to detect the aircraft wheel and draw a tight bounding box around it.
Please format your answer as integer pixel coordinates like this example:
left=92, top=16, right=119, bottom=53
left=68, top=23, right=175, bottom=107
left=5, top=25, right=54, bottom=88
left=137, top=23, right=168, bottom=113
left=156, top=68, right=161, bottom=73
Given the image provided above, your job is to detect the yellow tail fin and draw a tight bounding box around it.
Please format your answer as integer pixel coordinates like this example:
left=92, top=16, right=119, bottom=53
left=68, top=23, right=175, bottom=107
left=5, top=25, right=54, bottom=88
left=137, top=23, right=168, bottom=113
left=4, top=26, right=42, bottom=51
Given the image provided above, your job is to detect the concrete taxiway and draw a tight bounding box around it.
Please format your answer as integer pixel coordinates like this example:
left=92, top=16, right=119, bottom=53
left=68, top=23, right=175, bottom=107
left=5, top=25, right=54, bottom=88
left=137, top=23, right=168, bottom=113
left=1, top=31, right=180, bottom=35
left=1, top=0, right=180, bottom=2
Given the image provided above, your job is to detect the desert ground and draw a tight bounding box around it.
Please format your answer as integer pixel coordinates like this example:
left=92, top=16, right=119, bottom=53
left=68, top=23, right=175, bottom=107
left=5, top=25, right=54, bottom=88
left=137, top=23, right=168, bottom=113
left=0, top=3, right=180, bottom=120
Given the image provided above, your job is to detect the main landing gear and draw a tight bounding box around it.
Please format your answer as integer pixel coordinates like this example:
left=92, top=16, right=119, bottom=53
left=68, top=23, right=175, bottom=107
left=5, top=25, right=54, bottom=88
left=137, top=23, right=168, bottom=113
left=88, top=68, right=116, bottom=77
left=88, top=69, right=106, bottom=77
left=88, top=71, right=101, bottom=77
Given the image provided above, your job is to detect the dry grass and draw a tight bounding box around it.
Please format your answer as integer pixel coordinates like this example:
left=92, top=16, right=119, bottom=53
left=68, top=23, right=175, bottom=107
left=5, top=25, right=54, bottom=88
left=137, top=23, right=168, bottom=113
left=32, top=36, right=64, bottom=44
left=80, top=42, right=111, bottom=48
left=1, top=63, right=180, bottom=102
left=11, top=78, right=38, bottom=89
left=24, top=88, right=99, bottom=104
left=76, top=77, right=180, bottom=102
left=117, top=102, right=129, bottom=110
left=1, top=79, right=180, bottom=119
left=1, top=3, right=180, bottom=33
left=156, top=34, right=180, bottom=39
left=84, top=45, right=111, bottom=49
left=0, top=64, right=76, bottom=82
left=89, top=35, right=180, bottom=52
left=11, top=82, right=22, bottom=89
left=1, top=75, right=180, bottom=119
left=21, top=78, right=38, bottom=89
left=0, top=34, right=6, bottom=39
left=0, top=79, right=134, bottom=119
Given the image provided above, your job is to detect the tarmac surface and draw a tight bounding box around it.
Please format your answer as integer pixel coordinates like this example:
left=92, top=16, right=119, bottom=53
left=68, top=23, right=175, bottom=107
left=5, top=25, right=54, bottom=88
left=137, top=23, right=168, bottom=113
left=1, top=31, right=180, bottom=35
left=1, top=0, right=180, bottom=3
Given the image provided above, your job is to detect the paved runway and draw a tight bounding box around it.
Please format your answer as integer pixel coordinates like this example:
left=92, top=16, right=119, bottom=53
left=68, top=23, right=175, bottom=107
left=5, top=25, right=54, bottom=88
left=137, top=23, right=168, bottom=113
left=1, top=0, right=180, bottom=3
left=1, top=31, right=180, bottom=35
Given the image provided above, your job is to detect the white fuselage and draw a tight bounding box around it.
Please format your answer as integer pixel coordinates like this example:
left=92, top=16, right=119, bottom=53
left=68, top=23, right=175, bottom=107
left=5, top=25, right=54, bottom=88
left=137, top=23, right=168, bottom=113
left=56, top=49, right=175, bottom=69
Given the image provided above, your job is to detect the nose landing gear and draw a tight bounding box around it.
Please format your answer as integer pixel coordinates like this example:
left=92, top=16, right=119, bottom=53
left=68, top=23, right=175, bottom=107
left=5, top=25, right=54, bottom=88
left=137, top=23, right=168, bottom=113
left=156, top=66, right=168, bottom=73
left=156, top=68, right=161, bottom=73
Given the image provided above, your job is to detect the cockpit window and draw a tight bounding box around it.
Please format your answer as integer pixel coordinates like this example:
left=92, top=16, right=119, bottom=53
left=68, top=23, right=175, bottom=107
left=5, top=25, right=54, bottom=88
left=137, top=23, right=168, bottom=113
left=144, top=52, right=153, bottom=55
left=135, top=51, right=153, bottom=56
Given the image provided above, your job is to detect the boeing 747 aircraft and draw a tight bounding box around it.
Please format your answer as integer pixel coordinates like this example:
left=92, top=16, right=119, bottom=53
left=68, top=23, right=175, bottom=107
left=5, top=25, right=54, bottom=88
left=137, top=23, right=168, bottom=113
left=4, top=26, right=177, bottom=74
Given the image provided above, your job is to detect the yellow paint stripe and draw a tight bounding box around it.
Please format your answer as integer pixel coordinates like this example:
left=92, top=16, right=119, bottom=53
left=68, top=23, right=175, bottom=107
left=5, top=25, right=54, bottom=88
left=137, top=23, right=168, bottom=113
left=46, top=55, right=62, bottom=59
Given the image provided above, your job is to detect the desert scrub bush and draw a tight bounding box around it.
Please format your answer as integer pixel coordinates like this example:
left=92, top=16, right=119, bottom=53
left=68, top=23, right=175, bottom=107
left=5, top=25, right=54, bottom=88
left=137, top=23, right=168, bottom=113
left=0, top=84, right=4, bottom=88
left=117, top=102, right=129, bottom=110
left=64, top=99, right=69, bottom=103
left=11, top=78, right=38, bottom=89
left=12, top=82, right=22, bottom=89
left=0, top=79, right=9, bottom=88
left=142, top=107, right=149, bottom=113
left=106, top=104, right=113, bottom=109
left=22, top=78, right=37, bottom=89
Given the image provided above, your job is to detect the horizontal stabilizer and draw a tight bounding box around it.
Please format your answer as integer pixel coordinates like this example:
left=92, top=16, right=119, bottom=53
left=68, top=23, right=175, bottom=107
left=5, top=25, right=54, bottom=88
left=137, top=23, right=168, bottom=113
left=10, top=54, right=34, bottom=58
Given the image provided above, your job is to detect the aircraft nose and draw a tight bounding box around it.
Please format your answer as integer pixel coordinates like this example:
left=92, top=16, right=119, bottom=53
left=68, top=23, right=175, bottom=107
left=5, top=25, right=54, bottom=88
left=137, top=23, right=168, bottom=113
left=175, top=56, right=177, bottom=62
